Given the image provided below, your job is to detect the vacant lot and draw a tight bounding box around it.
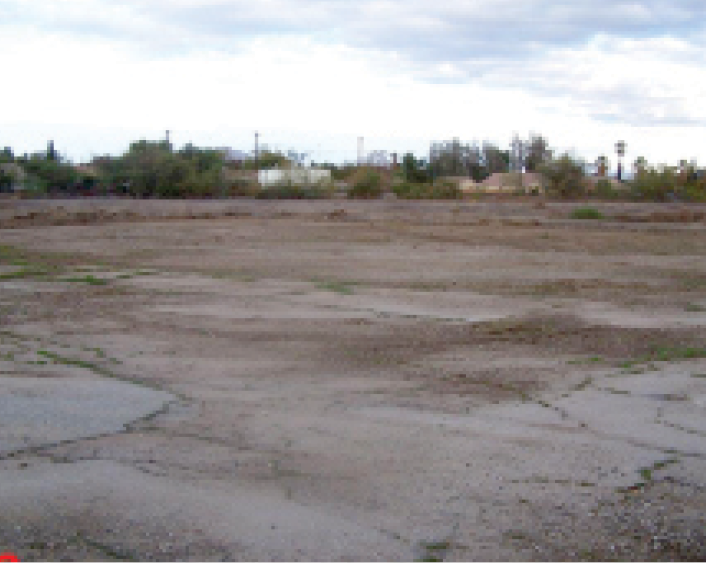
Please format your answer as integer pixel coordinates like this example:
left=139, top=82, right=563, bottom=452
left=1, top=199, right=706, bottom=560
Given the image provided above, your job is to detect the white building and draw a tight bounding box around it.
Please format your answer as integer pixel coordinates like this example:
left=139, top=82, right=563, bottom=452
left=258, top=167, right=332, bottom=187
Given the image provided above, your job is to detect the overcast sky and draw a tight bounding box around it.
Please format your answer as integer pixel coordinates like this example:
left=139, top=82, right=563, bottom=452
left=2, top=0, right=705, bottom=168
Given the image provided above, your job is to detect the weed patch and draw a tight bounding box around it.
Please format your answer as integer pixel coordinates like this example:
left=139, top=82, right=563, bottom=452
left=60, top=275, right=109, bottom=285
left=567, top=356, right=604, bottom=365
left=0, top=268, right=50, bottom=280
left=315, top=280, right=356, bottom=295
left=570, top=207, right=604, bottom=220
left=620, top=346, right=706, bottom=368
left=36, top=350, right=113, bottom=376
left=393, top=182, right=462, bottom=200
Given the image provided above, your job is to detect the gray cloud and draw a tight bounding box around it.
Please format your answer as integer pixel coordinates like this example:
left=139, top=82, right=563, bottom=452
left=4, top=0, right=706, bottom=127
left=7, top=0, right=706, bottom=55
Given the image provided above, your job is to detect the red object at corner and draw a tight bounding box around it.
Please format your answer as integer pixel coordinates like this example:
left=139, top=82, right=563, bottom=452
left=0, top=553, right=19, bottom=562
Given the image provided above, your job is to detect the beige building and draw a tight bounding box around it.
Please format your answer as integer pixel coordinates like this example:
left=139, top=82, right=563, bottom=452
left=480, top=172, right=545, bottom=194
left=441, top=172, right=545, bottom=194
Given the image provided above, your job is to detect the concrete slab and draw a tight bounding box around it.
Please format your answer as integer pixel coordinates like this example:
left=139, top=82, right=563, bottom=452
left=0, top=377, right=174, bottom=454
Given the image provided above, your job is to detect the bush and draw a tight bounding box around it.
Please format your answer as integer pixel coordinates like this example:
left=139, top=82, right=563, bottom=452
left=539, top=154, right=586, bottom=198
left=228, top=178, right=260, bottom=197
left=571, top=207, right=604, bottom=220
left=592, top=179, right=622, bottom=200
left=256, top=180, right=332, bottom=199
left=347, top=168, right=383, bottom=199
left=682, top=184, right=706, bottom=202
left=393, top=182, right=462, bottom=199
left=629, top=168, right=678, bottom=202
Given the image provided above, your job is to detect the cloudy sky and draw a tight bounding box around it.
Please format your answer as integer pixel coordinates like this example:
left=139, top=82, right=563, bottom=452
left=2, top=0, right=705, bottom=168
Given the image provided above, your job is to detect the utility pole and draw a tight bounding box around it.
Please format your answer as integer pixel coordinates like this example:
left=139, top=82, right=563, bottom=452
left=429, top=142, right=434, bottom=184
left=615, top=140, right=626, bottom=182
left=255, top=131, right=260, bottom=174
left=357, top=137, right=364, bottom=166
left=511, top=134, right=525, bottom=191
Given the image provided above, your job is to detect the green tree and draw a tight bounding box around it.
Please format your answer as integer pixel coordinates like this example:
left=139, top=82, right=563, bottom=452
left=21, top=152, right=76, bottom=192
left=0, top=146, right=14, bottom=163
left=47, top=140, right=58, bottom=161
left=347, top=167, right=383, bottom=199
left=241, top=149, right=288, bottom=170
left=524, top=135, right=552, bottom=172
left=402, top=153, right=429, bottom=183
left=630, top=165, right=678, bottom=201
left=482, top=142, right=510, bottom=176
left=539, top=153, right=586, bottom=197
left=0, top=165, right=14, bottom=191
left=94, top=139, right=225, bottom=198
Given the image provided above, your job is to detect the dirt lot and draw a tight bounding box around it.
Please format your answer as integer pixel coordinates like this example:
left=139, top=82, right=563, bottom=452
left=1, top=198, right=706, bottom=561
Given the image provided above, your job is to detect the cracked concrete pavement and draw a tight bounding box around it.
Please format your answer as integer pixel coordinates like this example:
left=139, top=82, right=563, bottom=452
left=1, top=199, right=706, bottom=560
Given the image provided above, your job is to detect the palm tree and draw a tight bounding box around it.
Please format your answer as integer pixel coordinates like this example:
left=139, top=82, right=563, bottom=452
left=615, top=140, right=626, bottom=181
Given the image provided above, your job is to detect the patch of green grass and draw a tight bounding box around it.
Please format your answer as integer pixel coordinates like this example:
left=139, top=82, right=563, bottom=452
left=620, top=458, right=681, bottom=492
left=417, top=540, right=451, bottom=562
left=652, top=346, right=706, bottom=362
left=82, top=346, right=107, bottom=358
left=619, top=346, right=706, bottom=369
left=691, top=373, right=706, bottom=378
left=636, top=458, right=679, bottom=485
left=208, top=270, right=256, bottom=282
left=393, top=181, right=463, bottom=200
left=684, top=303, right=706, bottom=312
left=0, top=244, right=24, bottom=261
left=36, top=350, right=113, bottom=376
left=0, top=268, right=50, bottom=281
left=114, top=270, right=157, bottom=280
left=570, top=207, right=604, bottom=220
left=315, top=280, right=356, bottom=295
left=568, top=356, right=604, bottom=365
left=60, top=274, right=108, bottom=285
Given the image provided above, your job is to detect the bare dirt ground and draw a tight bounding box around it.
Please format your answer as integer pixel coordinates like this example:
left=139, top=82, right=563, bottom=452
left=1, top=198, right=706, bottom=561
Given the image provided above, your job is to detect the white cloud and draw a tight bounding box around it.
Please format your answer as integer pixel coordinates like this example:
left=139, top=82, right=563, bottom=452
left=2, top=0, right=706, bottom=165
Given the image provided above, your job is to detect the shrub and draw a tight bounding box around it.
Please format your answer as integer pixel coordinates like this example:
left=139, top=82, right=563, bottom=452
left=592, top=179, right=622, bottom=200
left=256, top=180, right=332, bottom=199
left=228, top=178, right=260, bottom=197
left=347, top=168, right=383, bottom=199
left=629, top=168, right=678, bottom=201
left=571, top=207, right=604, bottom=220
left=393, top=182, right=462, bottom=199
left=539, top=154, right=586, bottom=198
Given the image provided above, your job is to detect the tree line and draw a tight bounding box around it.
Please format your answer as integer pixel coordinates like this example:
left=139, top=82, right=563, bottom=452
left=1, top=136, right=704, bottom=201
